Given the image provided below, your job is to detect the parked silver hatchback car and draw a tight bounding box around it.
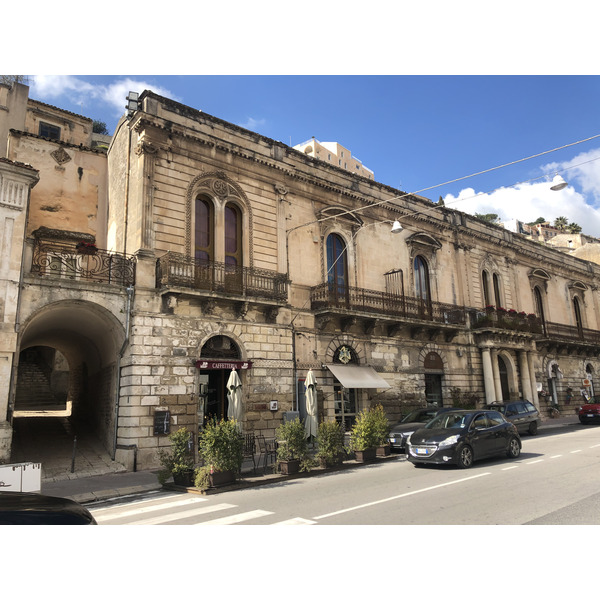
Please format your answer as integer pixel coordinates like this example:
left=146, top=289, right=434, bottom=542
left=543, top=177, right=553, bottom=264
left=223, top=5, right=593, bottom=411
left=484, top=400, right=540, bottom=435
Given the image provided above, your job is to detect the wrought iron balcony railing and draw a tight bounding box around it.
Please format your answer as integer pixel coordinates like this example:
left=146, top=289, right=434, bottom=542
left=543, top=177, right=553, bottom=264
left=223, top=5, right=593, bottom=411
left=31, top=239, right=136, bottom=286
left=156, top=252, right=289, bottom=302
left=310, top=283, right=467, bottom=325
left=542, top=321, right=600, bottom=345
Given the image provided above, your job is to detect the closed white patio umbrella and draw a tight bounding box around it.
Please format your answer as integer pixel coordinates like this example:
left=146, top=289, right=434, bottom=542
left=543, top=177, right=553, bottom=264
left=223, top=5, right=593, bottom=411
left=226, top=369, right=243, bottom=429
left=304, top=369, right=318, bottom=439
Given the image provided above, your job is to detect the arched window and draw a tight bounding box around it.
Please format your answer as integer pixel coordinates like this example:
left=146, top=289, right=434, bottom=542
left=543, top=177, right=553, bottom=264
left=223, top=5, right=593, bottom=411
left=195, top=196, right=213, bottom=262
left=414, top=255, right=431, bottom=301
left=493, top=273, right=502, bottom=307
left=534, top=286, right=546, bottom=334
left=225, top=203, right=242, bottom=267
left=482, top=270, right=490, bottom=306
left=327, top=233, right=348, bottom=303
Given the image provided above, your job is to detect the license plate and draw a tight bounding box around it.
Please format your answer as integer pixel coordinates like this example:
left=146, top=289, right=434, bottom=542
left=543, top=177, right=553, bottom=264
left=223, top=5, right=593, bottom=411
left=587, top=414, right=595, bottom=417
left=416, top=448, right=429, bottom=455
left=389, top=438, right=396, bottom=443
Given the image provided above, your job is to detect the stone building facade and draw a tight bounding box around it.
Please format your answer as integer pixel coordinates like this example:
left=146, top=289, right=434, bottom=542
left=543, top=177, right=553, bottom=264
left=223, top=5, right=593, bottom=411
left=2, top=82, right=600, bottom=473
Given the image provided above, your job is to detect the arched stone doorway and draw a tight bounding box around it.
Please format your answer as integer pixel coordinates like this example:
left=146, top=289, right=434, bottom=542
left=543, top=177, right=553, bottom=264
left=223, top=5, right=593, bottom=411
left=10, top=300, right=126, bottom=480
left=423, top=351, right=444, bottom=406
left=197, top=335, right=244, bottom=428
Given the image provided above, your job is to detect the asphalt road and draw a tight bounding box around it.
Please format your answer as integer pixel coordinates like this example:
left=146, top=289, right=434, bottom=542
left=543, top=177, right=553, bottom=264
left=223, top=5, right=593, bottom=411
left=89, top=424, right=600, bottom=525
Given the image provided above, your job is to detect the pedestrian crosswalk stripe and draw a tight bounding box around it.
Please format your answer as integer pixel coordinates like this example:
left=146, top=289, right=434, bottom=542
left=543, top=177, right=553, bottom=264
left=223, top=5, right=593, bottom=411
left=194, top=509, right=273, bottom=525
left=97, top=502, right=236, bottom=525
left=272, top=517, right=317, bottom=525
left=92, top=496, right=208, bottom=521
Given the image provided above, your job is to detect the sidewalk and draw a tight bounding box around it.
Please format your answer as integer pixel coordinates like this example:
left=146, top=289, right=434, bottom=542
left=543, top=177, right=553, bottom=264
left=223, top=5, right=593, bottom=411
left=40, top=413, right=580, bottom=505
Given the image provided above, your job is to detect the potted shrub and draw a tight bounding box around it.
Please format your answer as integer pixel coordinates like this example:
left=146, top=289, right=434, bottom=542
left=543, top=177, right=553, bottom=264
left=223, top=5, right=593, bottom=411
left=157, top=427, right=195, bottom=487
left=197, top=418, right=243, bottom=487
left=349, top=408, right=378, bottom=462
left=275, top=417, right=308, bottom=475
left=371, top=403, right=391, bottom=456
left=315, top=420, right=347, bottom=467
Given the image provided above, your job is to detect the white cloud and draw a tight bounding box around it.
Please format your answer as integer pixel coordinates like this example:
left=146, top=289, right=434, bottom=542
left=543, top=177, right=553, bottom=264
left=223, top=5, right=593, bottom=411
left=445, top=148, right=600, bottom=237
left=237, top=117, right=267, bottom=131
left=30, top=75, right=178, bottom=117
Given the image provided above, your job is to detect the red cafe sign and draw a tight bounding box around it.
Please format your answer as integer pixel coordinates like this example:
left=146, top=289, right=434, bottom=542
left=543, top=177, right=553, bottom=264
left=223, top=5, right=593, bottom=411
left=195, top=359, right=252, bottom=370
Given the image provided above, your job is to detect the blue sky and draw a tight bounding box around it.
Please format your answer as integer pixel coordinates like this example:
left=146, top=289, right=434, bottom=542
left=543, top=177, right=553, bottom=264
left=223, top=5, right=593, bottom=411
left=9, top=2, right=600, bottom=236
left=27, top=74, right=600, bottom=235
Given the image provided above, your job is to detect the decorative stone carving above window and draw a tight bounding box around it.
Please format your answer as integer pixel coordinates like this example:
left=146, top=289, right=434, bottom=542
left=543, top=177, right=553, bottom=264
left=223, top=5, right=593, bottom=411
left=50, top=147, right=71, bottom=165
left=405, top=232, right=442, bottom=262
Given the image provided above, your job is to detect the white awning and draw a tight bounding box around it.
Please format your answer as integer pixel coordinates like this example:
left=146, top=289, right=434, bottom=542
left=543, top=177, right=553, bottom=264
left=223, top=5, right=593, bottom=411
left=325, top=364, right=391, bottom=389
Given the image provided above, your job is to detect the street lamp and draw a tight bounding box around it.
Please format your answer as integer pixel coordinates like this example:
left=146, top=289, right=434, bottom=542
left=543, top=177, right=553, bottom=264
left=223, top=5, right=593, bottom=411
left=550, top=174, right=568, bottom=191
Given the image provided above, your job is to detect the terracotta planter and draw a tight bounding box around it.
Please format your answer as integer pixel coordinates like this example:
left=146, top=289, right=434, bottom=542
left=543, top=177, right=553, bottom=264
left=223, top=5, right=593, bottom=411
left=278, top=459, right=300, bottom=475
left=354, top=448, right=376, bottom=463
left=209, top=470, right=236, bottom=487
left=376, top=444, right=391, bottom=457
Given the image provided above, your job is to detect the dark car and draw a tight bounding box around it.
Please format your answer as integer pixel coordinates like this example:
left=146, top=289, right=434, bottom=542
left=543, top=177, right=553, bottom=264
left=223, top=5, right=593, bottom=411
left=485, top=400, right=540, bottom=435
left=578, top=396, right=600, bottom=424
left=0, top=491, right=97, bottom=525
left=388, top=407, right=440, bottom=452
left=406, top=409, right=521, bottom=469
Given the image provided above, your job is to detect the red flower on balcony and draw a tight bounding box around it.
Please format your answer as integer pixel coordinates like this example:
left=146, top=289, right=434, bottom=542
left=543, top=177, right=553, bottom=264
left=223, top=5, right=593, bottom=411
left=76, top=241, right=97, bottom=254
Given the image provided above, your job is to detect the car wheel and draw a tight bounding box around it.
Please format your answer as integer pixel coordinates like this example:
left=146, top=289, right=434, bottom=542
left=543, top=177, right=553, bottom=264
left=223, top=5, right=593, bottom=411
left=457, top=444, right=473, bottom=469
left=506, top=436, right=521, bottom=458
left=528, top=421, right=538, bottom=435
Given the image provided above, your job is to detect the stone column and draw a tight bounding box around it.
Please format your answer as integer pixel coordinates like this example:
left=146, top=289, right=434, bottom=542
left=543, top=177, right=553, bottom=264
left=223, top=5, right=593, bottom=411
left=518, top=350, right=533, bottom=402
left=481, top=347, right=496, bottom=404
left=528, top=352, right=540, bottom=410
left=491, top=349, right=503, bottom=402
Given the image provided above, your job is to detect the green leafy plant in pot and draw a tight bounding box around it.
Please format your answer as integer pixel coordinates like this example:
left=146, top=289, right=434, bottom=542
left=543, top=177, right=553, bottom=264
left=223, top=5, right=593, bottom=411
left=275, top=417, right=308, bottom=475
left=157, top=427, right=195, bottom=487
left=197, top=418, right=243, bottom=487
left=371, top=403, right=391, bottom=456
left=315, top=420, right=347, bottom=467
left=349, top=407, right=378, bottom=462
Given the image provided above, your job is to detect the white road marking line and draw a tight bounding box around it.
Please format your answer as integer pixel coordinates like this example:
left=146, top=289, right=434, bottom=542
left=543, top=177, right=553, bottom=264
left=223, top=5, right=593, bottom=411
left=90, top=493, right=188, bottom=513
left=571, top=450, right=582, bottom=453
left=92, top=496, right=208, bottom=519
left=501, top=466, right=519, bottom=471
left=550, top=455, right=562, bottom=459
left=98, top=503, right=236, bottom=525
left=590, top=444, right=600, bottom=448
left=195, top=509, right=273, bottom=525
left=525, top=459, right=544, bottom=464
left=312, top=472, right=491, bottom=521
left=272, top=517, right=317, bottom=525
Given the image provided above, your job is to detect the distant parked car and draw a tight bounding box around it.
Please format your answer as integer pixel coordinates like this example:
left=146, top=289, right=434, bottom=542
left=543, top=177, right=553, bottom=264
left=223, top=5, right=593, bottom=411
left=388, top=408, right=440, bottom=452
left=485, top=400, right=540, bottom=435
left=407, top=409, right=521, bottom=469
left=578, top=396, right=600, bottom=424
left=0, top=491, right=97, bottom=525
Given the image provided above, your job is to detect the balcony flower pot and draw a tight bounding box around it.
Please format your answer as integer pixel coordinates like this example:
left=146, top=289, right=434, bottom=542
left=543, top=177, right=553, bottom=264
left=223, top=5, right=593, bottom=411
left=76, top=241, right=97, bottom=255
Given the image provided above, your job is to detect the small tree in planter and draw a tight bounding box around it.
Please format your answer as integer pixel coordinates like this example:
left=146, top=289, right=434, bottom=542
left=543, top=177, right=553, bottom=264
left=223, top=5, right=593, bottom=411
left=371, top=403, right=391, bottom=456
left=276, top=417, right=308, bottom=474
left=157, top=427, right=195, bottom=487
left=197, top=418, right=244, bottom=487
left=349, top=408, right=378, bottom=462
left=315, top=420, right=347, bottom=467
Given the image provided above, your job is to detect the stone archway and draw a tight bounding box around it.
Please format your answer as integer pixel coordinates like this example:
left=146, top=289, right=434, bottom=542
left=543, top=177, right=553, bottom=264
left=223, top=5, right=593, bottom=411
left=10, top=300, right=126, bottom=480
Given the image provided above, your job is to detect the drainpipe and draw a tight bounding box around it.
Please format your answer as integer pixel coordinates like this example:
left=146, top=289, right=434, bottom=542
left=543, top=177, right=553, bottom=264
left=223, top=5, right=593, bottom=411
left=112, top=284, right=134, bottom=460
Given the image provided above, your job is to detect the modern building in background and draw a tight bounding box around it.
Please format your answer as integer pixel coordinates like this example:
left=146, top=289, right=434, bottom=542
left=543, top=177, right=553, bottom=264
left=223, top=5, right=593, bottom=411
left=2, top=80, right=600, bottom=477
